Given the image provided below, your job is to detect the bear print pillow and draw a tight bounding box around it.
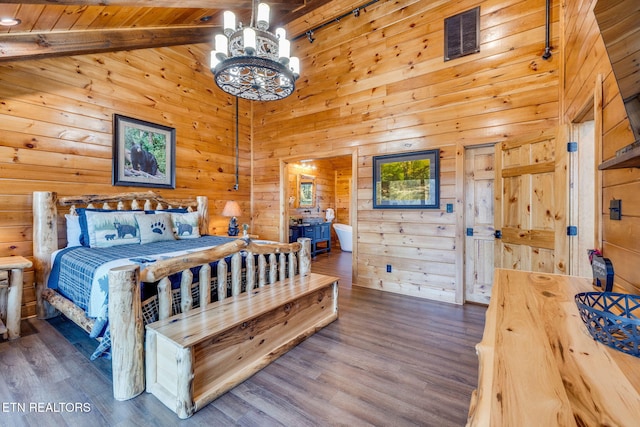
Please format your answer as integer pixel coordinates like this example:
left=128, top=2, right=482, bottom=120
left=136, top=213, right=176, bottom=245
left=84, top=211, right=141, bottom=248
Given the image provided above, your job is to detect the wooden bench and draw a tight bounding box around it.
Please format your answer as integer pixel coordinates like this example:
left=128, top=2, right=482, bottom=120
left=145, top=272, right=339, bottom=419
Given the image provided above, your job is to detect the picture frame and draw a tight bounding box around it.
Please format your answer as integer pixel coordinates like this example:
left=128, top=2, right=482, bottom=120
left=112, top=114, right=176, bottom=189
left=373, top=149, right=440, bottom=209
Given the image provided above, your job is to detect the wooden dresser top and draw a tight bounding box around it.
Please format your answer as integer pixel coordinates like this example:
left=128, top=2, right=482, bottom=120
left=468, top=268, right=640, bottom=426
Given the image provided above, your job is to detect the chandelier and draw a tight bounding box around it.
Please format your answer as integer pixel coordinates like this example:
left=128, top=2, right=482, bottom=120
left=210, top=2, right=300, bottom=101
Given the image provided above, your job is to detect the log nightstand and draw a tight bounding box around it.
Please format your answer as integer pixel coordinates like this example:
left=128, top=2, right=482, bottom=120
left=0, top=256, right=32, bottom=340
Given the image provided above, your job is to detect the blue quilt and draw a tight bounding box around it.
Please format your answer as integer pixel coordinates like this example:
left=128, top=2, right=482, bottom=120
left=48, top=236, right=236, bottom=358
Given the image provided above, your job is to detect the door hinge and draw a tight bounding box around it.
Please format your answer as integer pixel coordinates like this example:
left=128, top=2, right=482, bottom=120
left=567, top=142, right=578, bottom=152
left=567, top=226, right=578, bottom=236
left=494, top=230, right=502, bottom=239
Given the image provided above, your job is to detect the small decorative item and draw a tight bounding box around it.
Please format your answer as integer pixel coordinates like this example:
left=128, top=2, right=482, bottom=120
left=589, top=249, right=614, bottom=292
left=373, top=150, right=440, bottom=209
left=575, top=292, right=640, bottom=358
left=113, top=114, right=176, bottom=189
left=325, top=208, right=335, bottom=222
left=222, top=201, right=242, bottom=236
left=242, top=223, right=249, bottom=237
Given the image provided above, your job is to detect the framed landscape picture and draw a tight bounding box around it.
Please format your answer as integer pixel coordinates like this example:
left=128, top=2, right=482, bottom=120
left=373, top=149, right=440, bottom=209
left=112, top=114, right=176, bottom=189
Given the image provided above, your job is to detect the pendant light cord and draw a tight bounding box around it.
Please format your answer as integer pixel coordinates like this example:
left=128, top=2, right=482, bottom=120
left=234, top=95, right=239, bottom=191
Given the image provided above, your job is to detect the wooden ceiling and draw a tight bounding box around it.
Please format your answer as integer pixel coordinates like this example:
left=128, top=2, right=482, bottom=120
left=0, top=0, right=333, bottom=61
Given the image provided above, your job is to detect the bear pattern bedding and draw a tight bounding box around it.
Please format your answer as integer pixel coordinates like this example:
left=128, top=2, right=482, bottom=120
left=48, top=235, right=236, bottom=358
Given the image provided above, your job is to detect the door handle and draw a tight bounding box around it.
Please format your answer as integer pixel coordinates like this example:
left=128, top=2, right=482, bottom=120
left=466, top=228, right=474, bottom=236
left=494, top=230, right=502, bottom=239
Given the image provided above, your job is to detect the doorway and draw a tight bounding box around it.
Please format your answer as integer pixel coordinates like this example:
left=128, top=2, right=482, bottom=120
left=463, top=145, right=495, bottom=304
left=569, top=120, right=597, bottom=276
left=280, top=150, right=358, bottom=283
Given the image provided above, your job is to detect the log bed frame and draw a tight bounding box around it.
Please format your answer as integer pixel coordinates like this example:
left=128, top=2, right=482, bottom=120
left=32, top=191, right=338, bottom=411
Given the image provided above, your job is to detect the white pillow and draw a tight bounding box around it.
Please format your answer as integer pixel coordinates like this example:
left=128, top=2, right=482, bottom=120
left=170, top=211, right=201, bottom=239
left=135, top=213, right=176, bottom=244
left=65, top=214, right=81, bottom=247
left=85, top=210, right=140, bottom=248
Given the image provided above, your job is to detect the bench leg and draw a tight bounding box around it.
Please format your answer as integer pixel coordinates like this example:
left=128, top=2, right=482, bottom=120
left=7, top=268, right=23, bottom=340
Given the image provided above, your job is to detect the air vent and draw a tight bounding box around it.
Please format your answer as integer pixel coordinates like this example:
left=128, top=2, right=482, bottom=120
left=444, top=7, right=480, bottom=61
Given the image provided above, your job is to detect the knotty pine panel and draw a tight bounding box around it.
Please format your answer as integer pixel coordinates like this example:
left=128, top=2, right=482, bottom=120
left=252, top=0, right=561, bottom=302
left=563, top=0, right=640, bottom=292
left=0, top=43, right=251, bottom=316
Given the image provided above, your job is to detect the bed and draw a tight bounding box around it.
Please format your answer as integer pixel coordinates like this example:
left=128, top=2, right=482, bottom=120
left=32, top=191, right=337, bottom=411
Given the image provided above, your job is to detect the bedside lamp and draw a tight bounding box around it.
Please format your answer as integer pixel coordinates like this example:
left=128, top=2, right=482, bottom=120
left=222, top=201, right=242, bottom=236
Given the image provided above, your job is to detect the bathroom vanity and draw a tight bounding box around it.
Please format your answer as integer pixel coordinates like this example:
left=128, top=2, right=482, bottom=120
left=289, top=222, right=331, bottom=257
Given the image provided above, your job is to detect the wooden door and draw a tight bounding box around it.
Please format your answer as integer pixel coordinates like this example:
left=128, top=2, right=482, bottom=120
left=464, top=146, right=495, bottom=304
left=494, top=134, right=557, bottom=272
left=570, top=121, right=597, bottom=277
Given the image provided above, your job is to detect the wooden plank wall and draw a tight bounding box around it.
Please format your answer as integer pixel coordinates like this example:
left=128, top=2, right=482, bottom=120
left=563, top=0, right=640, bottom=294
left=0, top=44, right=251, bottom=318
left=10, top=0, right=632, bottom=311
left=253, top=0, right=560, bottom=302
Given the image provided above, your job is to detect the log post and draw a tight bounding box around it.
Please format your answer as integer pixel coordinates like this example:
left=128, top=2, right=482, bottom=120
left=258, top=255, right=267, bottom=287
left=199, top=263, right=211, bottom=309
left=298, top=237, right=311, bottom=277
left=108, top=265, right=144, bottom=401
left=217, top=260, right=227, bottom=301
left=288, top=252, right=297, bottom=279
left=197, top=196, right=209, bottom=236
left=7, top=268, right=23, bottom=339
left=269, top=254, right=277, bottom=284
left=145, top=329, right=157, bottom=393
left=32, top=191, right=59, bottom=319
left=279, top=253, right=286, bottom=282
left=175, top=347, right=195, bottom=419
left=231, top=253, right=242, bottom=296
left=158, top=277, right=172, bottom=320
left=246, top=253, right=256, bottom=291
left=180, top=269, right=193, bottom=313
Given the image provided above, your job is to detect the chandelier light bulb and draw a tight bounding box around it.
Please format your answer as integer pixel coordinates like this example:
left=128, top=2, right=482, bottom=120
left=210, top=51, right=221, bottom=69
left=215, top=34, right=228, bottom=56
left=243, top=27, right=257, bottom=55
left=279, top=38, right=291, bottom=61
left=223, top=11, right=236, bottom=35
left=289, top=57, right=300, bottom=76
left=257, top=3, right=270, bottom=30
left=275, top=27, right=286, bottom=40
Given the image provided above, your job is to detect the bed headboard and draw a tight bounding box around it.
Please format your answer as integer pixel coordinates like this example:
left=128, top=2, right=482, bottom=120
left=32, top=191, right=209, bottom=318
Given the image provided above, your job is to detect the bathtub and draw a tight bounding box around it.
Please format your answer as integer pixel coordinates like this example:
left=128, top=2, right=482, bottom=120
left=333, top=223, right=353, bottom=252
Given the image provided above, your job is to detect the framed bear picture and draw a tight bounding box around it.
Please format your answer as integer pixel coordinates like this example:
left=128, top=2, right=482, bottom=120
left=112, top=114, right=176, bottom=189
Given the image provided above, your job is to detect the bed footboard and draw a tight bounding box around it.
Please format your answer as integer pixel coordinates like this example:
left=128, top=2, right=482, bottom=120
left=108, top=237, right=312, bottom=401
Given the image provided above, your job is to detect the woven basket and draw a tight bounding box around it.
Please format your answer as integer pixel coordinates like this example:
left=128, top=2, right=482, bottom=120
left=575, top=292, right=640, bottom=358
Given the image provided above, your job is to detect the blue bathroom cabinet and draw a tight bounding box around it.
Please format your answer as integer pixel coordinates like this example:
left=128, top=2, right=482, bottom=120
left=289, top=223, right=331, bottom=257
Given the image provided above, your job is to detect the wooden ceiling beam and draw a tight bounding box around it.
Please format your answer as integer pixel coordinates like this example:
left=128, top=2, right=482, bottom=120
left=0, top=1, right=302, bottom=8
left=0, top=25, right=215, bottom=61
left=1, top=1, right=242, bottom=7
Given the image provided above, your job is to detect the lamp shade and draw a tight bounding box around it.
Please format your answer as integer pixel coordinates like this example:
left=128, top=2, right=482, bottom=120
left=222, top=201, right=242, bottom=217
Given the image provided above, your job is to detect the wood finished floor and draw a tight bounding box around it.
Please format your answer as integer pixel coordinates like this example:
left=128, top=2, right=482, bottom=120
left=0, top=251, right=486, bottom=427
